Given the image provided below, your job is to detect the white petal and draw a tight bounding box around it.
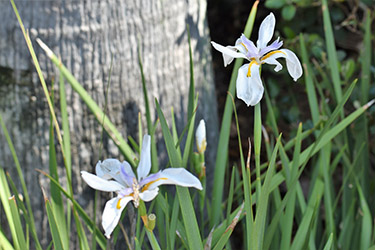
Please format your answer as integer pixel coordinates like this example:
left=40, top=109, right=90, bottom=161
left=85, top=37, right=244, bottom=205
left=257, top=13, right=276, bottom=49
left=95, top=159, right=135, bottom=186
left=102, top=196, right=133, bottom=238
left=81, top=171, right=124, bottom=192
left=95, top=159, right=121, bottom=178
left=262, top=49, right=303, bottom=81
left=262, top=57, right=283, bottom=72
left=137, top=134, right=152, bottom=181
left=281, top=49, right=303, bottom=81
left=236, top=63, right=264, bottom=106
left=145, top=168, right=203, bottom=190
left=211, top=41, right=247, bottom=67
left=234, top=38, right=248, bottom=54
left=195, top=119, right=207, bottom=153
left=139, top=187, right=159, bottom=202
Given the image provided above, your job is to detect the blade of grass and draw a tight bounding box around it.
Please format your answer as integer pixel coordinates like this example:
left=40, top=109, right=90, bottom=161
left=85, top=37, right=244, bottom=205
left=0, top=230, right=14, bottom=250
left=36, top=38, right=136, bottom=167
left=10, top=0, right=74, bottom=197
left=49, top=113, right=69, bottom=250
left=187, top=24, right=196, bottom=121
left=321, top=0, right=343, bottom=104
left=354, top=9, right=372, bottom=200
left=254, top=102, right=262, bottom=207
left=155, top=99, right=202, bottom=249
left=0, top=115, right=42, bottom=250
left=211, top=0, right=259, bottom=227
left=252, top=134, right=281, bottom=250
left=169, top=195, right=180, bottom=249
left=264, top=100, right=372, bottom=249
left=43, top=195, right=65, bottom=250
left=356, top=181, right=372, bottom=250
left=213, top=203, right=244, bottom=250
left=36, top=169, right=107, bottom=249
left=320, top=144, right=335, bottom=242
left=209, top=203, right=245, bottom=247
left=230, top=93, right=253, bottom=249
left=72, top=207, right=90, bottom=250
left=0, top=168, right=19, bottom=249
left=59, top=71, right=72, bottom=240
left=138, top=45, right=159, bottom=173
left=298, top=99, right=373, bottom=166
left=280, top=123, right=303, bottom=250
left=290, top=179, right=324, bottom=250
left=323, top=233, right=334, bottom=250
left=171, top=108, right=182, bottom=159
left=300, top=34, right=320, bottom=126
left=182, top=95, right=198, bottom=167
left=8, top=196, right=27, bottom=250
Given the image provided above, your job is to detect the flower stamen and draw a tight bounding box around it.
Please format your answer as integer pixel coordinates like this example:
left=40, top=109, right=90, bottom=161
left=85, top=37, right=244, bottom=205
left=132, top=178, right=140, bottom=208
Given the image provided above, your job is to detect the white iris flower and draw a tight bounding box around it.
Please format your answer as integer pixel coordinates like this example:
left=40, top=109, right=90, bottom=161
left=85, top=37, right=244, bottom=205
left=81, top=135, right=203, bottom=238
left=211, top=13, right=303, bottom=106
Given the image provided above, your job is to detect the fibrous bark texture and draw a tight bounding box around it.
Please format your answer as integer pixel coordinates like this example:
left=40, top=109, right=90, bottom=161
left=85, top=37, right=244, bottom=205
left=0, top=0, right=218, bottom=247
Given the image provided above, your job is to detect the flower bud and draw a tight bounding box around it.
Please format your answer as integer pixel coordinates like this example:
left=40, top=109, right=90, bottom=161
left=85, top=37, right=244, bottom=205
left=147, top=213, right=156, bottom=231
left=196, top=119, right=207, bottom=154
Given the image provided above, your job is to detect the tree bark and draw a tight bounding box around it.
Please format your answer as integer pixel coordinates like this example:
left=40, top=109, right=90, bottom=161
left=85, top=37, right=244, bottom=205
left=0, top=0, right=218, bottom=247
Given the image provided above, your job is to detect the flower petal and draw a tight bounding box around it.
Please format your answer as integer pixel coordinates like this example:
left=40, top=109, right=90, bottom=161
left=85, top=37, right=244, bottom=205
left=239, top=34, right=258, bottom=57
left=137, top=134, right=152, bottom=181
left=257, top=13, right=276, bottom=49
left=102, top=196, right=133, bottom=238
left=258, top=37, right=283, bottom=58
left=211, top=41, right=247, bottom=67
left=95, top=159, right=134, bottom=186
left=81, top=171, right=124, bottom=192
left=236, top=63, right=264, bottom=106
left=234, top=38, right=248, bottom=54
left=95, top=159, right=121, bottom=179
left=139, top=187, right=159, bottom=202
left=120, top=162, right=136, bottom=187
left=143, top=168, right=203, bottom=191
left=262, top=49, right=303, bottom=81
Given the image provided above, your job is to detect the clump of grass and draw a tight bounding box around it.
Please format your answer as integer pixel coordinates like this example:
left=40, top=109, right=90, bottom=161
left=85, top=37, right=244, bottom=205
left=1, top=0, right=374, bottom=249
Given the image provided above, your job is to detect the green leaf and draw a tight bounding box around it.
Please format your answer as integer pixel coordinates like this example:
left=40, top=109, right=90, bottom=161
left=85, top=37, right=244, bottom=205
left=291, top=179, right=324, bottom=250
left=36, top=39, right=136, bottom=167
left=323, top=233, right=334, bottom=250
left=155, top=99, right=202, bottom=250
left=265, top=0, right=285, bottom=9
left=322, top=0, right=343, bottom=104
left=44, top=197, right=65, bottom=250
left=253, top=135, right=281, bottom=250
left=211, top=0, right=259, bottom=227
left=0, top=230, right=14, bottom=250
left=282, top=5, right=296, bottom=21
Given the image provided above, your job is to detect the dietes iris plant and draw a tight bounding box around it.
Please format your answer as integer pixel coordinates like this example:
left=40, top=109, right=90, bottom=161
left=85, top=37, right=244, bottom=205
left=81, top=135, right=203, bottom=238
left=211, top=13, right=303, bottom=106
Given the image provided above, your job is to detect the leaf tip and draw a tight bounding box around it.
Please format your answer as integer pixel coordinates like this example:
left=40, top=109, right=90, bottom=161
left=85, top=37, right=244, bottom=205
left=36, top=38, right=53, bottom=58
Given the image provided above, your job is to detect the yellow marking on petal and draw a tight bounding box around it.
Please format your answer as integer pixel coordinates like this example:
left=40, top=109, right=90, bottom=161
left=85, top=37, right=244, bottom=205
left=240, top=43, right=248, bottom=52
left=116, top=198, right=122, bottom=209
left=261, top=50, right=286, bottom=61
left=247, top=60, right=259, bottom=77
left=141, top=178, right=168, bottom=192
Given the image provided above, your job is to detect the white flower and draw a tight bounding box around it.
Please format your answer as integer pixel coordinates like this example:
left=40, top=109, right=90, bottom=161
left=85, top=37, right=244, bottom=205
left=211, top=13, right=303, bottom=106
left=196, top=119, right=207, bottom=153
left=81, top=135, right=203, bottom=238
